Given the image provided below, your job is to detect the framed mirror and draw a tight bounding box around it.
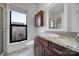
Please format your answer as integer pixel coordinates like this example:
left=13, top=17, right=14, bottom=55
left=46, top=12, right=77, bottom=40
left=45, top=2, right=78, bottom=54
left=46, top=3, right=67, bottom=31
left=49, top=16, right=62, bottom=29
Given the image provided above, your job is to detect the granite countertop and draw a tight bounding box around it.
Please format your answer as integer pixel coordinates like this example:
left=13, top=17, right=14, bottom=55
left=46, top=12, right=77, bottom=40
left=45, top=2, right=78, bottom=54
left=38, top=33, right=79, bottom=53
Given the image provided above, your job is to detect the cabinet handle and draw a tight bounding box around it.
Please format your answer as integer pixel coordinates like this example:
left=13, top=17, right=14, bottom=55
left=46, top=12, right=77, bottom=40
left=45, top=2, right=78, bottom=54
left=53, top=48, right=63, bottom=54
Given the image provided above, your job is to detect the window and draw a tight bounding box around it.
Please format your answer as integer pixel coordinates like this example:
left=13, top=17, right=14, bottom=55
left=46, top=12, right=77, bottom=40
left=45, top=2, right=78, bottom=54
left=10, top=10, right=27, bottom=43
left=11, top=11, right=26, bottom=25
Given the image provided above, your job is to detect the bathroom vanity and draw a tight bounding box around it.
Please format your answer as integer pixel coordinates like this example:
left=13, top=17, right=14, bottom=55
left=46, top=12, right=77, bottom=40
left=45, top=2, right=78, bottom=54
left=34, top=37, right=79, bottom=56
left=34, top=33, right=79, bottom=56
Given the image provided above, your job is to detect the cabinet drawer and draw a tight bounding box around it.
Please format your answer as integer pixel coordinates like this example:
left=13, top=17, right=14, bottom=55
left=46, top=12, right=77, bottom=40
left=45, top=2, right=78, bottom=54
left=48, top=41, right=78, bottom=56
left=51, top=47, right=68, bottom=56
left=49, top=41, right=66, bottom=52
left=65, top=49, right=77, bottom=56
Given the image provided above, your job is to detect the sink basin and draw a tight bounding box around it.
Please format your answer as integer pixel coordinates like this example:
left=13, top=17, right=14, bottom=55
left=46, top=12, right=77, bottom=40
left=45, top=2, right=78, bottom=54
left=48, top=34, right=60, bottom=37
left=39, top=33, right=60, bottom=38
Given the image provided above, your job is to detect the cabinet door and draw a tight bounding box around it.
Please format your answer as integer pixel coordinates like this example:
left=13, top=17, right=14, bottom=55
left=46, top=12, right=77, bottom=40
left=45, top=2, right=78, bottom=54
left=35, top=10, right=43, bottom=27
left=38, top=37, right=48, bottom=48
left=34, top=39, right=42, bottom=56
left=43, top=47, right=55, bottom=56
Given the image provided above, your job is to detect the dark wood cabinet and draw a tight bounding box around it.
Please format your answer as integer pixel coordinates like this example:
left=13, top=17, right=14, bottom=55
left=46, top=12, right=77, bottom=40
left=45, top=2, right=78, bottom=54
left=48, top=41, right=68, bottom=56
left=34, top=37, right=79, bottom=56
left=35, top=10, right=43, bottom=27
left=34, top=38, right=43, bottom=56
left=48, top=41, right=78, bottom=56
left=38, top=37, right=48, bottom=48
left=43, top=47, right=55, bottom=56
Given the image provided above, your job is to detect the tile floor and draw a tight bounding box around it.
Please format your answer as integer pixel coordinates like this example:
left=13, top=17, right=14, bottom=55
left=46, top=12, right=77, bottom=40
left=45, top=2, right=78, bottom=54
left=7, top=40, right=34, bottom=56
left=7, top=46, right=34, bottom=56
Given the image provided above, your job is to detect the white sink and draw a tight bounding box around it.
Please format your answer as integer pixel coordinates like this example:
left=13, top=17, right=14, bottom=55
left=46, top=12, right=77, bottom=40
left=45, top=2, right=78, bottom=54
left=48, top=34, right=60, bottom=37
left=39, top=33, right=60, bottom=38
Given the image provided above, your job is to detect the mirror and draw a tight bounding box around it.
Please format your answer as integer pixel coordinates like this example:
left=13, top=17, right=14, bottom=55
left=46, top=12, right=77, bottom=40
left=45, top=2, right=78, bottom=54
left=48, top=4, right=64, bottom=30
left=49, top=16, right=62, bottom=29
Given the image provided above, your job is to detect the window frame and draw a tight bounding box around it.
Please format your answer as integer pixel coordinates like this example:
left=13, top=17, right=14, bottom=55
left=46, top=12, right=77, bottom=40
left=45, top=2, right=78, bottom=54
left=10, top=10, right=27, bottom=43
